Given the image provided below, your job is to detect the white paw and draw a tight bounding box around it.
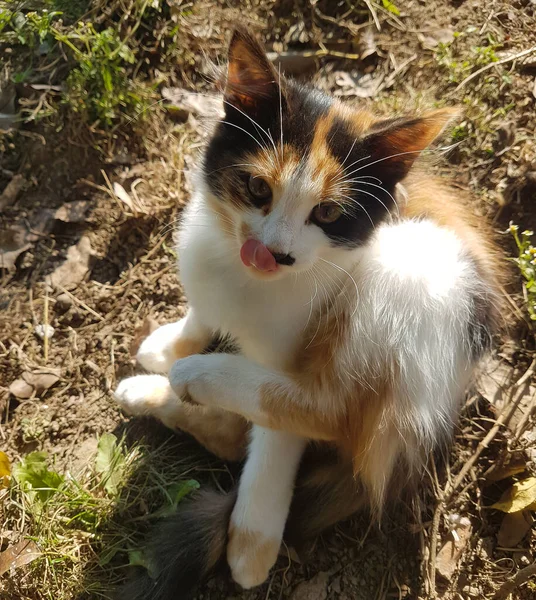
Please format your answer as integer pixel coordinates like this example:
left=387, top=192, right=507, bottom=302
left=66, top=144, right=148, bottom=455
left=114, top=375, right=173, bottom=416
left=168, top=354, right=215, bottom=406
left=136, top=322, right=186, bottom=373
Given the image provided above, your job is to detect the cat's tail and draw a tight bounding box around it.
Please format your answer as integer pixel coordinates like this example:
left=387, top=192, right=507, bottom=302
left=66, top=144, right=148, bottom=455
left=118, top=489, right=237, bottom=600
left=119, top=449, right=363, bottom=600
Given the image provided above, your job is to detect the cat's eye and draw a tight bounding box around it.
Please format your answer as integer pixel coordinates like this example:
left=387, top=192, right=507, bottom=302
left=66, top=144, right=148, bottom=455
left=312, top=203, right=342, bottom=224
left=247, top=175, right=272, bottom=203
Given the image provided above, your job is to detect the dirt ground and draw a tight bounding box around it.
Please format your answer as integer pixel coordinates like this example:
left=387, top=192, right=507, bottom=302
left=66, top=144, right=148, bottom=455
left=1, top=1, right=536, bottom=599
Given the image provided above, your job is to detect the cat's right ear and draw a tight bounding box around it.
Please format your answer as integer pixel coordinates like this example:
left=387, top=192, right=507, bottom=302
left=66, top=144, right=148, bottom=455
left=224, top=27, right=281, bottom=113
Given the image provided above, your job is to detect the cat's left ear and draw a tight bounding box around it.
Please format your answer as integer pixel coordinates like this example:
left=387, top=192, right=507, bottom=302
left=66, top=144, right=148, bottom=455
left=224, top=27, right=281, bottom=113
left=362, top=108, right=460, bottom=181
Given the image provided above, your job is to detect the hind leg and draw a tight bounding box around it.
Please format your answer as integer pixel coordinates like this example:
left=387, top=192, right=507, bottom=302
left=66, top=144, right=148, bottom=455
left=114, top=375, right=248, bottom=462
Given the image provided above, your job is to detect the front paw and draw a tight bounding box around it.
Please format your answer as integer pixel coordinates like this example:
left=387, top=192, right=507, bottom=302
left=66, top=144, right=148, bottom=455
left=168, top=355, right=213, bottom=406
left=227, top=526, right=280, bottom=589
left=136, top=321, right=202, bottom=374
left=114, top=375, right=174, bottom=416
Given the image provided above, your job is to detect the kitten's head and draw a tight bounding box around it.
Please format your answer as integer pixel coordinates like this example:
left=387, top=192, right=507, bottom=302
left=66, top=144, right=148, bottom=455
left=202, top=27, right=456, bottom=279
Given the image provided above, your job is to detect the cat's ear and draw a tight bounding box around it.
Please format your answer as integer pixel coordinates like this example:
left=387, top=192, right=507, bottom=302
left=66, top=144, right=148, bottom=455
left=224, top=27, right=280, bottom=112
left=362, top=108, right=460, bottom=180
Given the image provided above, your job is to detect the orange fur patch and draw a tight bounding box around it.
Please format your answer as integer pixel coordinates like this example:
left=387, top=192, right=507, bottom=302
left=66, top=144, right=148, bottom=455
left=168, top=403, right=249, bottom=462
left=172, top=337, right=209, bottom=361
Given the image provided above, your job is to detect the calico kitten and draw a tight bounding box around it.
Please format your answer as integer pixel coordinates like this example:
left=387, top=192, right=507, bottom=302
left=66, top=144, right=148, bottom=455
left=114, top=27, right=503, bottom=599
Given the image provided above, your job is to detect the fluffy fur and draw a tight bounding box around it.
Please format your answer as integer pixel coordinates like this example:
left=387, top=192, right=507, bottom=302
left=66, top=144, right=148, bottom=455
left=114, top=27, right=504, bottom=599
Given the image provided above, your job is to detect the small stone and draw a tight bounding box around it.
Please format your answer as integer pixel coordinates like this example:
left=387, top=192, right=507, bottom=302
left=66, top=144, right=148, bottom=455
left=462, top=585, right=480, bottom=598
left=35, top=324, right=55, bottom=340
left=291, top=571, right=329, bottom=600
left=55, top=293, right=73, bottom=312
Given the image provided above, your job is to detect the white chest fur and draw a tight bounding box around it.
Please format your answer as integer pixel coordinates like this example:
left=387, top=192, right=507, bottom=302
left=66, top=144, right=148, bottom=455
left=177, top=195, right=318, bottom=369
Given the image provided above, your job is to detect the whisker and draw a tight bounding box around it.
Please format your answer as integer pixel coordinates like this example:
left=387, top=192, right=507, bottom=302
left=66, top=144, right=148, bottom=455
left=342, top=147, right=451, bottom=180
left=338, top=194, right=376, bottom=229
left=219, top=120, right=276, bottom=170
left=318, top=258, right=360, bottom=318
left=341, top=138, right=358, bottom=170
left=342, top=184, right=400, bottom=219
left=222, top=99, right=278, bottom=159
left=278, top=63, right=284, bottom=164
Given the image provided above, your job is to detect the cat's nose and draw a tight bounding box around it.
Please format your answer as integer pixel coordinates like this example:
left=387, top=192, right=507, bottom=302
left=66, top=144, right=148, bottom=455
left=271, top=252, right=295, bottom=266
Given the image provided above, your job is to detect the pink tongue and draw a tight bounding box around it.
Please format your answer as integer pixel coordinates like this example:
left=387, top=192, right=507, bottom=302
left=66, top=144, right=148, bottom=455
left=240, top=239, right=277, bottom=272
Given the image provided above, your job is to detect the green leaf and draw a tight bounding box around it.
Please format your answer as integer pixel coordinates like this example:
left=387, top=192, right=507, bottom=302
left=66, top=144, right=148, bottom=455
left=128, top=549, right=149, bottom=569
left=168, top=479, right=200, bottom=507
left=101, top=67, right=112, bottom=92
left=381, top=0, right=400, bottom=16
left=13, top=451, right=63, bottom=503
left=95, top=433, right=125, bottom=496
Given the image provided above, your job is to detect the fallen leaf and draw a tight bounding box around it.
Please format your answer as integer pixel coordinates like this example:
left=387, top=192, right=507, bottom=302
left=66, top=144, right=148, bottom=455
left=497, top=511, right=533, bottom=547
left=54, top=200, right=92, bottom=223
left=436, top=517, right=472, bottom=582
left=9, top=369, right=60, bottom=399
left=484, top=452, right=528, bottom=482
left=46, top=235, right=93, bottom=290
left=112, top=182, right=142, bottom=215
left=334, top=71, right=385, bottom=98
left=0, top=540, right=41, bottom=576
left=0, top=451, right=10, bottom=488
left=95, top=433, right=125, bottom=496
left=291, top=571, right=329, bottom=600
left=0, top=174, right=26, bottom=211
left=0, top=223, right=33, bottom=270
left=419, top=28, right=455, bottom=50
left=161, top=87, right=224, bottom=121
left=129, top=316, right=159, bottom=358
left=8, top=379, right=34, bottom=399
left=0, top=79, right=19, bottom=132
left=267, top=51, right=318, bottom=75
left=476, top=356, right=515, bottom=410
left=13, top=452, right=63, bottom=504
left=491, top=477, right=536, bottom=513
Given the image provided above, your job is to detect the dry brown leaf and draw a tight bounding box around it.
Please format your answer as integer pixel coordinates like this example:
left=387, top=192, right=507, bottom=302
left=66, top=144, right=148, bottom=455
left=8, top=379, right=34, bottom=399
left=46, top=235, right=93, bottom=290
left=418, top=28, right=455, bottom=50
left=0, top=222, right=34, bottom=270
left=0, top=174, right=26, bottom=210
left=161, top=87, right=223, bottom=121
left=491, top=478, right=536, bottom=513
left=484, top=452, right=528, bottom=482
left=113, top=182, right=138, bottom=213
left=436, top=518, right=472, bottom=581
left=0, top=540, right=41, bottom=576
left=9, top=369, right=61, bottom=399
left=290, top=571, right=329, bottom=600
left=476, top=356, right=515, bottom=410
left=54, top=200, right=92, bottom=223
left=497, top=511, right=533, bottom=547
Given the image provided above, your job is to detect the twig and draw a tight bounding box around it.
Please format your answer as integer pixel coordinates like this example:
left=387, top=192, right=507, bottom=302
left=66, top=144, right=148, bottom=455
left=492, top=561, right=536, bottom=600
left=57, top=285, right=105, bottom=322
left=455, top=45, right=536, bottom=92
left=428, top=498, right=444, bottom=597
left=364, top=0, right=381, bottom=31
left=43, top=286, right=49, bottom=363
left=444, top=356, right=536, bottom=503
